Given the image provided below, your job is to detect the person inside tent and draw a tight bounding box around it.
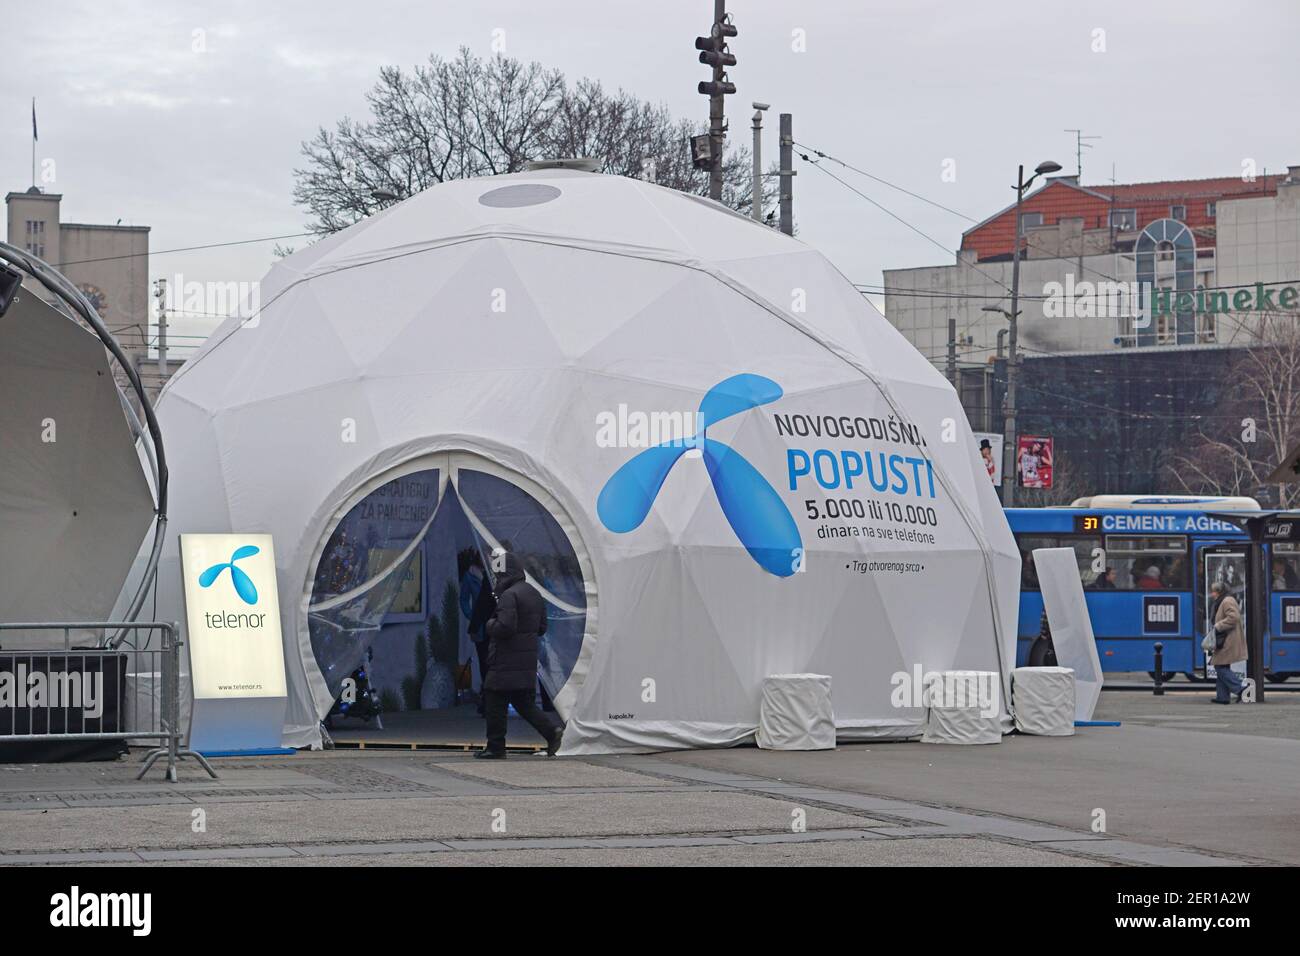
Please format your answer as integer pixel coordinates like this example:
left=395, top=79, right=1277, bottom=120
left=476, top=549, right=564, bottom=759
left=458, top=548, right=497, bottom=716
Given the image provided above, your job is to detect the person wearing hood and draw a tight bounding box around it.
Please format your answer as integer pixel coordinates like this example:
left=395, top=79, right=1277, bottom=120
left=476, top=550, right=564, bottom=758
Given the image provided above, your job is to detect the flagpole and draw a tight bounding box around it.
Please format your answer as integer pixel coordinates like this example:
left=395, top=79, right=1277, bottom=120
left=31, top=98, right=36, bottom=189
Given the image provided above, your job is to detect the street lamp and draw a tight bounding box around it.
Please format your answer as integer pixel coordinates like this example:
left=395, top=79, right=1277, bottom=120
left=1000, top=159, right=1062, bottom=506
left=751, top=102, right=770, bottom=222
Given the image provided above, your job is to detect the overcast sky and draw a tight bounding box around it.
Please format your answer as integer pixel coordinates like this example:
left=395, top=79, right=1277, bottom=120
left=4, top=0, right=1297, bottom=346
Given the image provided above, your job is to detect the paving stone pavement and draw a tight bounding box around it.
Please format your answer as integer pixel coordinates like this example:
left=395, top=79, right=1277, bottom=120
left=0, top=742, right=1258, bottom=866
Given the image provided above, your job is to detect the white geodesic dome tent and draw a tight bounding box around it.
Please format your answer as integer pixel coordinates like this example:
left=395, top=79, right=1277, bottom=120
left=133, top=167, right=1020, bottom=753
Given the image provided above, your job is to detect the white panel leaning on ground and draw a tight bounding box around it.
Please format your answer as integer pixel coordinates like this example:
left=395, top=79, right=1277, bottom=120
left=1033, top=547, right=1103, bottom=722
left=115, top=167, right=1024, bottom=754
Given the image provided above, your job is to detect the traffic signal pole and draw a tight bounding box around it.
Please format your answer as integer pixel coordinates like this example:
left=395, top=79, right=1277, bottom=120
left=708, top=0, right=725, bottom=200
left=695, top=1, right=736, bottom=202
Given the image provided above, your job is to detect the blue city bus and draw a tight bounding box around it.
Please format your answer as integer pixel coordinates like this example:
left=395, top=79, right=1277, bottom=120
left=1005, top=496, right=1300, bottom=681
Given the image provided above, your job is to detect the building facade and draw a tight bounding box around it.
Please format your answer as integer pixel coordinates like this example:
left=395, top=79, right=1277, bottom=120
left=886, top=167, right=1300, bottom=363
left=882, top=165, right=1300, bottom=498
left=5, top=186, right=176, bottom=403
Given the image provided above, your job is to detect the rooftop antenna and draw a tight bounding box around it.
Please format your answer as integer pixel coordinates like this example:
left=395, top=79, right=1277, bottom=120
left=1107, top=161, right=1118, bottom=242
left=1064, top=129, right=1101, bottom=181
left=30, top=97, right=37, bottom=190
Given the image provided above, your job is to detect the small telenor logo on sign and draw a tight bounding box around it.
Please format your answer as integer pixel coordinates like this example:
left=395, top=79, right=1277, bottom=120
left=198, top=545, right=260, bottom=605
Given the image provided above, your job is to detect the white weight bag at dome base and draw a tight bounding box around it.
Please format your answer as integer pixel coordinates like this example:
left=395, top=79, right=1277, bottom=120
left=1012, top=666, right=1075, bottom=736
left=756, top=674, right=836, bottom=750
left=921, top=671, right=1002, bottom=744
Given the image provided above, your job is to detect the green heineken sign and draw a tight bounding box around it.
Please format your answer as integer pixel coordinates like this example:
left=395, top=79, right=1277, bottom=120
left=1152, top=282, right=1300, bottom=317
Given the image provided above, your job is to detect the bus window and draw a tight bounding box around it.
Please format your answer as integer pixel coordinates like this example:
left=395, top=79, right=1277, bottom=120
left=1063, top=536, right=1105, bottom=587
left=1016, top=536, right=1056, bottom=589
left=1103, top=535, right=1188, bottom=590
left=1272, top=542, right=1300, bottom=591
left=1015, top=535, right=1103, bottom=589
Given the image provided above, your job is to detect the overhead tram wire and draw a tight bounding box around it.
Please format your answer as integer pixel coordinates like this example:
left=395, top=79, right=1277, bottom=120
left=796, top=138, right=1131, bottom=285
left=801, top=155, right=1300, bottom=386
left=905, top=352, right=1237, bottom=422
left=786, top=147, right=1299, bottom=412
left=793, top=141, right=979, bottom=222
left=856, top=285, right=1059, bottom=302
left=1011, top=381, right=1219, bottom=422
left=811, top=172, right=1300, bottom=366
left=918, top=353, right=1257, bottom=387
left=920, top=343, right=1232, bottom=371
left=797, top=152, right=1017, bottom=302
left=55, top=231, right=319, bottom=267
left=66, top=162, right=1298, bottom=307
left=908, top=353, right=1249, bottom=411
left=858, top=276, right=1300, bottom=303
left=792, top=144, right=1131, bottom=341
left=791, top=139, right=1265, bottom=291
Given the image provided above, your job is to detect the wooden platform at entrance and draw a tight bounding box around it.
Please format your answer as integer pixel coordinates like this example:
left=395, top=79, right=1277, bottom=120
left=326, top=706, right=548, bottom=753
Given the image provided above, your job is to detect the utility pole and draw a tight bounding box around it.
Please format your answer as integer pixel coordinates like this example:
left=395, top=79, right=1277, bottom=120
left=998, top=158, right=1062, bottom=506
left=154, top=278, right=168, bottom=380
left=695, top=1, right=736, bottom=202
left=778, top=112, right=794, bottom=236
left=946, top=313, right=957, bottom=386
left=1003, top=166, right=1025, bottom=508
left=751, top=102, right=769, bottom=222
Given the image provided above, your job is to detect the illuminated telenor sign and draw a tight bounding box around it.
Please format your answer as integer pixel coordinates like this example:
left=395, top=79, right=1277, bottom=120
left=180, top=533, right=287, bottom=700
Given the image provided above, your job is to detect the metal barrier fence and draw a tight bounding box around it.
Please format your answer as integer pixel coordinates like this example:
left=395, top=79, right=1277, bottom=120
left=0, top=621, right=216, bottom=781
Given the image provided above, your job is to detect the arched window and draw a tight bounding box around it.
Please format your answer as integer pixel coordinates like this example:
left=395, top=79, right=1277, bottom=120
left=1135, top=218, right=1196, bottom=346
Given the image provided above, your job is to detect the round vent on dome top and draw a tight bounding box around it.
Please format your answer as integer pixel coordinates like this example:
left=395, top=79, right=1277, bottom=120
left=478, top=184, right=563, bottom=208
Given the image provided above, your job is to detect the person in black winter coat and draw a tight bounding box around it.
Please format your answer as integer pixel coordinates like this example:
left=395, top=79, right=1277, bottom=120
left=476, top=550, right=564, bottom=758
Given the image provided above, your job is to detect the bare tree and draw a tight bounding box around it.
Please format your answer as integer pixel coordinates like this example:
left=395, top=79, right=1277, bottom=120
left=1165, top=311, right=1300, bottom=507
left=292, top=47, right=776, bottom=235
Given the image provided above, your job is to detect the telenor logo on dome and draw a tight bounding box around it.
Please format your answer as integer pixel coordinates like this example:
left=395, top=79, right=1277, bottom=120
left=597, top=374, right=803, bottom=577
left=199, top=545, right=260, bottom=605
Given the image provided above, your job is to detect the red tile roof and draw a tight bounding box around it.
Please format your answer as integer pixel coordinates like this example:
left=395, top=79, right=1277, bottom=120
left=961, top=174, right=1286, bottom=261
